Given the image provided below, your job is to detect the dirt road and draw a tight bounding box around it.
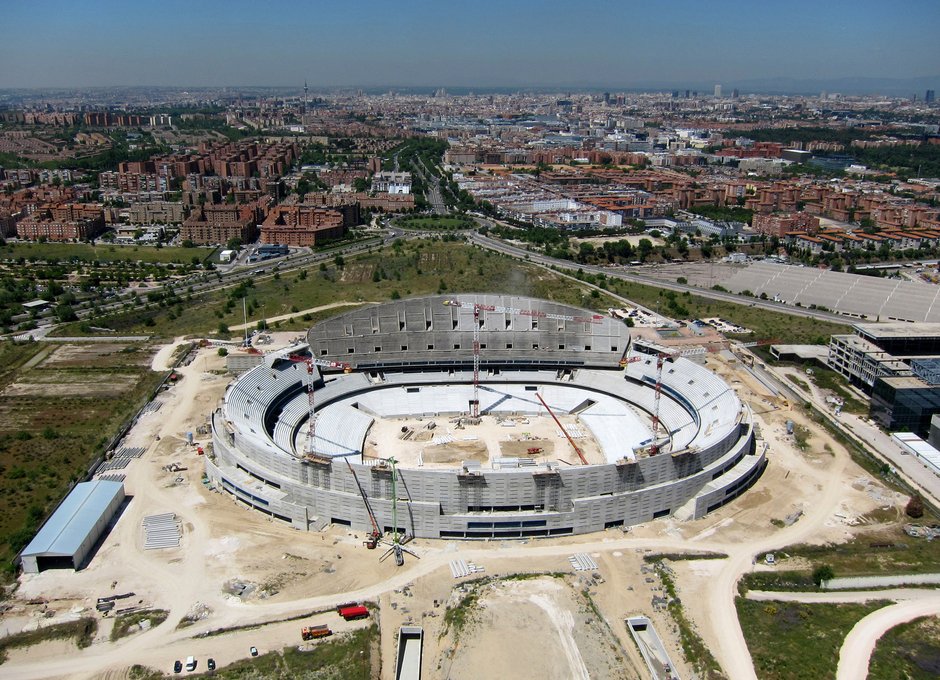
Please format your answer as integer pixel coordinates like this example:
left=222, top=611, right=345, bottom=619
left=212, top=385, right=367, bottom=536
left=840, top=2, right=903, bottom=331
left=836, top=596, right=940, bottom=680
left=0, top=344, right=905, bottom=680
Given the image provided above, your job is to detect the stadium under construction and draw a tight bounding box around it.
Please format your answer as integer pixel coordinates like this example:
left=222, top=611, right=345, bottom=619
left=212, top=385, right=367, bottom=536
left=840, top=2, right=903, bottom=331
left=208, top=295, right=764, bottom=540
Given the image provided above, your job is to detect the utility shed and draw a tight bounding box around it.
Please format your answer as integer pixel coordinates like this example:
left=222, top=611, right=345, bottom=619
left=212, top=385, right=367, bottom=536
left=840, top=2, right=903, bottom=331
left=20, top=480, right=125, bottom=573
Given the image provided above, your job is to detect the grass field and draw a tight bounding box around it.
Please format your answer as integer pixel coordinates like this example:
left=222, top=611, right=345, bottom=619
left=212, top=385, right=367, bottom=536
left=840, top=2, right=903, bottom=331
left=0, top=340, right=165, bottom=577
left=53, top=239, right=624, bottom=339
left=806, top=366, right=868, bottom=414
left=868, top=615, right=940, bottom=680
left=738, top=526, right=940, bottom=594
left=736, top=598, right=889, bottom=680
left=0, top=242, right=218, bottom=264
left=110, top=609, right=170, bottom=642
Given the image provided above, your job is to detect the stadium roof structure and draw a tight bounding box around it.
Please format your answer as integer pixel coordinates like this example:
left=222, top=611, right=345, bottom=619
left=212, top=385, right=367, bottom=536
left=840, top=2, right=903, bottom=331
left=21, top=480, right=123, bottom=560
left=722, top=262, right=940, bottom=323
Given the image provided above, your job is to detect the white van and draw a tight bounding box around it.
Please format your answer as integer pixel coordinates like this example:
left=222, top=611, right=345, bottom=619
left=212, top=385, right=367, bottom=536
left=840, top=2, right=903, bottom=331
left=185, top=656, right=196, bottom=671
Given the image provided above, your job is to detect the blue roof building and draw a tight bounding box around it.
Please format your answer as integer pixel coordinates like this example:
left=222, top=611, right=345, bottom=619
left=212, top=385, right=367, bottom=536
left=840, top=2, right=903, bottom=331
left=20, top=480, right=125, bottom=573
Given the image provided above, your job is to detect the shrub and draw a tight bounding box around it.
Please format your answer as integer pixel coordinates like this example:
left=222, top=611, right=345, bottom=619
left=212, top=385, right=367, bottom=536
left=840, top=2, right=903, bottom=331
left=812, top=564, right=835, bottom=587
left=905, top=494, right=925, bottom=519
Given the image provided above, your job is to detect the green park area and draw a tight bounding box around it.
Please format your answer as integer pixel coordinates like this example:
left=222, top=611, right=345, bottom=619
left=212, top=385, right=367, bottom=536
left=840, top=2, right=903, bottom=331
left=52, top=238, right=623, bottom=339
left=1, top=241, right=218, bottom=265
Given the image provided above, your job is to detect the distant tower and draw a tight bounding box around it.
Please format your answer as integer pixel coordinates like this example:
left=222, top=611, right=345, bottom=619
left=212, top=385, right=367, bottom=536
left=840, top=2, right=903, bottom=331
left=731, top=88, right=739, bottom=100
left=714, top=84, right=722, bottom=98
left=302, top=80, right=308, bottom=117
left=603, top=91, right=611, bottom=105
left=927, top=89, right=936, bottom=104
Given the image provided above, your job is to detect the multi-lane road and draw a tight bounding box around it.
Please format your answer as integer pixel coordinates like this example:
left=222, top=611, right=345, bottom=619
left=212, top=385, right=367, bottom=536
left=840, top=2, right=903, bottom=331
left=468, top=228, right=851, bottom=325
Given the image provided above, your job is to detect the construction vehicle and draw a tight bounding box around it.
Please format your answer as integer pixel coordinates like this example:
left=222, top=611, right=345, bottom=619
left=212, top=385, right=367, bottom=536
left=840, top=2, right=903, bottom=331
left=338, top=605, right=370, bottom=621
left=301, top=624, right=332, bottom=640
left=526, top=446, right=543, bottom=455
left=344, top=459, right=383, bottom=549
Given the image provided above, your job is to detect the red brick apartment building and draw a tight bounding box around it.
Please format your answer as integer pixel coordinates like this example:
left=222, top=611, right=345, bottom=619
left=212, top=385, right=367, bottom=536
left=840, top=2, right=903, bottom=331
left=16, top=203, right=105, bottom=241
left=260, top=205, right=346, bottom=246
left=180, top=203, right=261, bottom=244
left=752, top=212, right=821, bottom=237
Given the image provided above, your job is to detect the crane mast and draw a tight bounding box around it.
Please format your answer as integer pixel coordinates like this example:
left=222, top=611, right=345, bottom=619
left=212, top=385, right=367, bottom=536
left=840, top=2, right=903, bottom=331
left=286, top=354, right=352, bottom=457
left=443, top=298, right=605, bottom=419
left=471, top=307, right=480, bottom=418
left=650, top=353, right=665, bottom=454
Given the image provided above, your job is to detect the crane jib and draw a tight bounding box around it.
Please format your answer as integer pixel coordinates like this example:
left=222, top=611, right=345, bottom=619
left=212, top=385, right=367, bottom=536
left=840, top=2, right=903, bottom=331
left=442, top=299, right=604, bottom=324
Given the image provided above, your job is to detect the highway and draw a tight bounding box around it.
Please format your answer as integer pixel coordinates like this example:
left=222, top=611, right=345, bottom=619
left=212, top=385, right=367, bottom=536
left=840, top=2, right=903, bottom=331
left=4, top=233, right=393, bottom=339
left=467, top=229, right=851, bottom=325
left=414, top=157, right=447, bottom=214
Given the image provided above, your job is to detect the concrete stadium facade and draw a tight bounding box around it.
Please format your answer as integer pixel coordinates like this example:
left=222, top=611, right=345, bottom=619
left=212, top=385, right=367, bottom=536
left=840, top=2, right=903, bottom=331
left=208, top=295, right=764, bottom=539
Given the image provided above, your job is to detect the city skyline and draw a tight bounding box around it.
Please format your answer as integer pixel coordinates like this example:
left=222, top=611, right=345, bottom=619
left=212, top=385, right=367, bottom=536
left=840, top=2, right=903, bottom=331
left=1, top=0, right=938, bottom=92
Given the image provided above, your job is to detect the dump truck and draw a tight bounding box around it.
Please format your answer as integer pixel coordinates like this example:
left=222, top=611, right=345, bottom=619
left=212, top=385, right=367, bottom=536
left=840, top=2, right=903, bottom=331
left=338, top=605, right=370, bottom=621
left=301, top=624, right=332, bottom=640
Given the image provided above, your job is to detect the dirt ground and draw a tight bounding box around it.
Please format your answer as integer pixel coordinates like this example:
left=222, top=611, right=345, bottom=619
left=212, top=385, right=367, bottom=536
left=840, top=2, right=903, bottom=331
left=0, top=336, right=913, bottom=680
left=437, top=577, right=633, bottom=680
left=364, top=412, right=602, bottom=468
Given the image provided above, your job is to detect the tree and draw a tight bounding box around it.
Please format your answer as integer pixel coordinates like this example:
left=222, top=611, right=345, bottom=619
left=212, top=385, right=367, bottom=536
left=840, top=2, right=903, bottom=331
left=812, top=564, right=834, bottom=587
left=905, top=493, right=925, bottom=519
left=181, top=239, right=195, bottom=248
left=217, top=347, right=228, bottom=357
left=55, top=303, right=78, bottom=322
left=217, top=322, right=230, bottom=336
left=227, top=238, right=243, bottom=250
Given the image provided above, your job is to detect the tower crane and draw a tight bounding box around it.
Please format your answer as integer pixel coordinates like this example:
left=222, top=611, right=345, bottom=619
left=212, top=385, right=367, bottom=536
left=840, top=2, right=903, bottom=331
left=287, top=354, right=352, bottom=457
left=378, top=457, right=419, bottom=566
left=649, top=353, right=668, bottom=454
left=442, top=299, right=605, bottom=418
left=642, top=347, right=688, bottom=455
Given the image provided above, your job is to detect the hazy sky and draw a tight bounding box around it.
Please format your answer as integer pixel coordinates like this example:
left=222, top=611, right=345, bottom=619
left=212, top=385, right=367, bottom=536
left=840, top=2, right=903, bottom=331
left=1, top=0, right=938, bottom=89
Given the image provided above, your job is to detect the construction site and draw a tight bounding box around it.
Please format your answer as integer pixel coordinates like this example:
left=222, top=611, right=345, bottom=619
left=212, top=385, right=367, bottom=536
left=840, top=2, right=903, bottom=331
left=0, top=295, right=931, bottom=680
left=207, top=295, right=761, bottom=545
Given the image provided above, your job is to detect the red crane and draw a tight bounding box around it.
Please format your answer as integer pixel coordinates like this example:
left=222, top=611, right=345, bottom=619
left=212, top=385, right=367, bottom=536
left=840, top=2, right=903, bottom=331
left=443, top=299, right=604, bottom=418
left=535, top=392, right=588, bottom=465
left=287, top=354, right=352, bottom=456
left=650, top=353, right=667, bottom=454
left=643, top=347, right=686, bottom=455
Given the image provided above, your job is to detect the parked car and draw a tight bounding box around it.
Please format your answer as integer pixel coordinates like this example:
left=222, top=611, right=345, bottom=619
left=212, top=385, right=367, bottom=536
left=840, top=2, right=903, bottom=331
left=207, top=658, right=216, bottom=671
left=249, top=646, right=258, bottom=657
left=173, top=660, right=182, bottom=673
